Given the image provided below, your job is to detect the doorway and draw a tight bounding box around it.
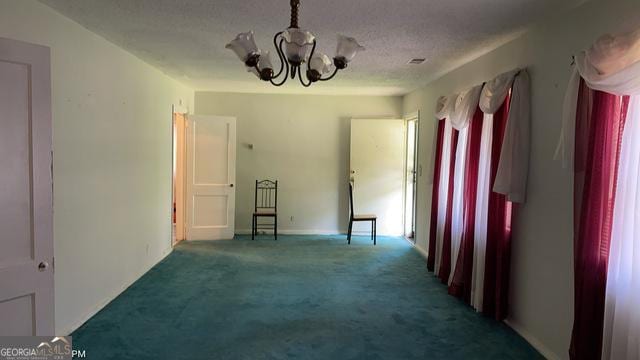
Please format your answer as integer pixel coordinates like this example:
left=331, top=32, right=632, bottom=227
left=404, top=113, right=420, bottom=241
left=172, top=109, right=187, bottom=246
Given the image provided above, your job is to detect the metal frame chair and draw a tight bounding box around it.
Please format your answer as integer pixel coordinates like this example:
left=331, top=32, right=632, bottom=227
left=347, top=182, right=377, bottom=245
left=252, top=180, right=278, bottom=240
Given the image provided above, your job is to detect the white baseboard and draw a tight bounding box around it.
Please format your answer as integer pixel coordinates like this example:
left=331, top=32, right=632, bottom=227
left=405, top=238, right=429, bottom=260
left=504, top=319, right=562, bottom=360
left=60, top=246, right=173, bottom=335
left=235, top=229, right=403, bottom=237
left=235, top=229, right=343, bottom=236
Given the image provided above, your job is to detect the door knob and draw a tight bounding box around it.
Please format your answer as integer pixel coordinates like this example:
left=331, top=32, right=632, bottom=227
left=229, top=184, right=234, bottom=188
left=38, top=261, right=49, bottom=272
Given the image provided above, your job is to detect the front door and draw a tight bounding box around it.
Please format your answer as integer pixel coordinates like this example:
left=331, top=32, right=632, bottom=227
left=0, top=37, right=54, bottom=335
left=350, top=118, right=405, bottom=236
left=186, top=115, right=236, bottom=240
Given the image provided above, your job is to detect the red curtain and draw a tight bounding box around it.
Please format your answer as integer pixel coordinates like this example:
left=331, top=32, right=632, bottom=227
left=427, top=120, right=446, bottom=271
left=483, top=96, right=513, bottom=321
left=449, top=107, right=484, bottom=300
left=438, top=129, right=459, bottom=283
left=569, top=80, right=629, bottom=360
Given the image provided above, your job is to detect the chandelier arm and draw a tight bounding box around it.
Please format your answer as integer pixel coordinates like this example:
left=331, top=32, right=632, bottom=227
left=298, top=66, right=312, bottom=87
left=270, top=63, right=289, bottom=86
left=272, top=32, right=285, bottom=78
left=306, top=39, right=317, bottom=71
left=318, top=67, right=339, bottom=81
left=270, top=38, right=290, bottom=86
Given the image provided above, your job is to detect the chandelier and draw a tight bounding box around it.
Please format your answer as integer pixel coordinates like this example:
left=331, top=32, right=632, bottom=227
left=225, top=0, right=365, bottom=87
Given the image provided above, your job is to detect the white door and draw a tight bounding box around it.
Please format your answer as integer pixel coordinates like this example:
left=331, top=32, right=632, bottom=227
left=186, top=115, right=236, bottom=240
left=350, top=119, right=405, bottom=236
left=0, top=38, right=54, bottom=335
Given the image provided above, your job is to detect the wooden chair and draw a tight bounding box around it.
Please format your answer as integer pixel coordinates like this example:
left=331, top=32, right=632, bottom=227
left=252, top=180, right=278, bottom=240
left=347, top=182, right=377, bottom=245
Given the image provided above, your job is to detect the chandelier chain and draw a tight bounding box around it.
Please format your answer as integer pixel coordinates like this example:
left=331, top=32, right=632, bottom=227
left=290, top=0, right=300, bottom=28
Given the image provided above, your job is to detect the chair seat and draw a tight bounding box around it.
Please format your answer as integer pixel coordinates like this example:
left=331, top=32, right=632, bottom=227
left=353, top=214, right=377, bottom=220
left=254, top=208, right=277, bottom=216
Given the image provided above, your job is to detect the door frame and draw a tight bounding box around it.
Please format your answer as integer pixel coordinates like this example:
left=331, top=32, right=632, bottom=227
left=403, top=111, right=420, bottom=241
left=171, top=104, right=188, bottom=247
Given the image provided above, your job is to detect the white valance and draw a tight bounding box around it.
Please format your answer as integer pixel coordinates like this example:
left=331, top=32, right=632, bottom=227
left=493, top=70, right=531, bottom=203
left=433, top=68, right=530, bottom=203
left=450, top=85, right=483, bottom=130
left=557, top=29, right=640, bottom=167
left=479, top=69, right=518, bottom=114
left=435, top=94, right=456, bottom=120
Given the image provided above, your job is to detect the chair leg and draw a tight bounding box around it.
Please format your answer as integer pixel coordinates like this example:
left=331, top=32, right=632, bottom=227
left=347, top=219, right=353, bottom=244
left=374, top=219, right=377, bottom=246
left=371, top=221, right=374, bottom=240
left=252, top=215, right=255, bottom=240
left=274, top=215, right=278, bottom=240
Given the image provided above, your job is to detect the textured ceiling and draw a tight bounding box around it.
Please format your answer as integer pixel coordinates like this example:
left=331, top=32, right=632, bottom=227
left=40, top=0, right=585, bottom=95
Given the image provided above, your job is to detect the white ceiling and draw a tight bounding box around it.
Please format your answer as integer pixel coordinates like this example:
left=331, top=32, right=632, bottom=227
left=40, top=0, right=585, bottom=95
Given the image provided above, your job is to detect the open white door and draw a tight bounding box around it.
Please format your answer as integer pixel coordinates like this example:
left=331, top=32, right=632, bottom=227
left=0, top=38, right=54, bottom=335
left=186, top=115, right=236, bottom=240
left=350, top=119, right=405, bottom=236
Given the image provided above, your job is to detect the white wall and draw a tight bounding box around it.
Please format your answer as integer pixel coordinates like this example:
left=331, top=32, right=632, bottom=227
left=195, top=92, right=403, bottom=234
left=0, top=0, right=194, bottom=334
left=402, top=0, right=640, bottom=358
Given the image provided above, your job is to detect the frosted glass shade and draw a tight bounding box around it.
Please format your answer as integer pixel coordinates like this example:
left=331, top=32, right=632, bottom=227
left=226, top=31, right=259, bottom=62
left=283, top=28, right=315, bottom=65
left=335, top=34, right=364, bottom=63
left=247, top=51, right=274, bottom=78
left=309, top=53, right=332, bottom=75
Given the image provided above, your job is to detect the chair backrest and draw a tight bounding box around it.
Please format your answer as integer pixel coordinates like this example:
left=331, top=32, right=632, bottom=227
left=348, top=182, right=354, bottom=219
left=255, top=180, right=278, bottom=212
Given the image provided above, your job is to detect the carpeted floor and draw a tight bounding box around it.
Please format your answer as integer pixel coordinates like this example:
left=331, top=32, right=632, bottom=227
left=72, top=235, right=542, bottom=360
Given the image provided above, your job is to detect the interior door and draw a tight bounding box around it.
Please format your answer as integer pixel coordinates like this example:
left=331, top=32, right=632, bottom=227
left=0, top=37, right=54, bottom=335
left=350, top=118, right=405, bottom=236
left=186, top=115, right=236, bottom=240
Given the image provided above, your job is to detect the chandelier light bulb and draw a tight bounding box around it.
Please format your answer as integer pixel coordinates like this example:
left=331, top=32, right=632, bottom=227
left=225, top=31, right=260, bottom=64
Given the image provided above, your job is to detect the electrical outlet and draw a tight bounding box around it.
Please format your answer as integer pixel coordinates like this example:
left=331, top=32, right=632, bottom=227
left=290, top=216, right=294, bottom=222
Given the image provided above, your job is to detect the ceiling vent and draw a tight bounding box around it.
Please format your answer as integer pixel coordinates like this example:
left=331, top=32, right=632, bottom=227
left=408, top=58, right=426, bottom=65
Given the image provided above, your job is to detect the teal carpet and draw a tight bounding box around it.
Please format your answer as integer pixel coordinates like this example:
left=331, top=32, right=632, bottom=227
left=72, top=235, right=541, bottom=360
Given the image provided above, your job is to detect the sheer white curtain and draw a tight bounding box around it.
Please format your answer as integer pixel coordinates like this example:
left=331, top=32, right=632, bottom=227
left=434, top=119, right=453, bottom=276
left=447, top=86, right=479, bottom=284
left=449, top=126, right=468, bottom=285
left=470, top=113, right=494, bottom=311
left=602, top=96, right=640, bottom=360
